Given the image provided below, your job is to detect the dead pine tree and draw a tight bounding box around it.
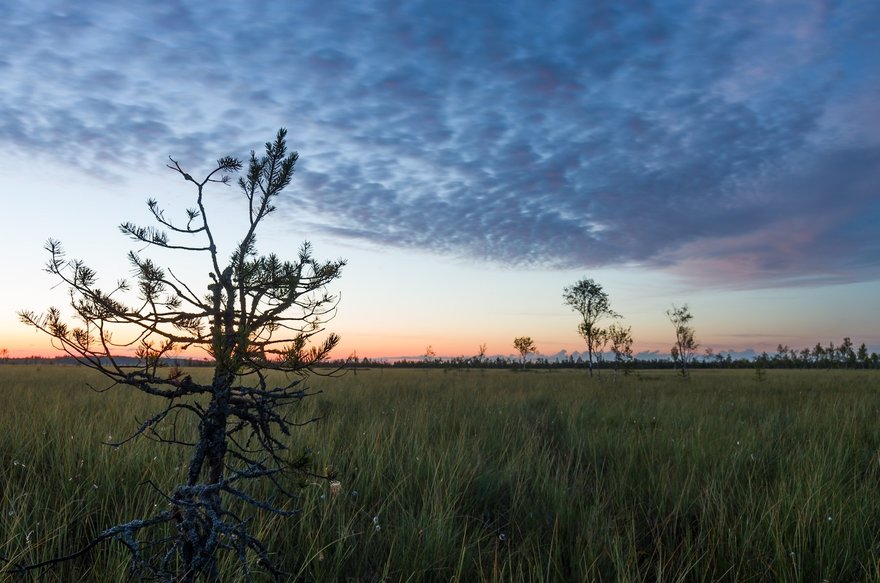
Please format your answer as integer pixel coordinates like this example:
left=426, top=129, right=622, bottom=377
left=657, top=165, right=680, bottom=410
left=13, top=129, right=345, bottom=581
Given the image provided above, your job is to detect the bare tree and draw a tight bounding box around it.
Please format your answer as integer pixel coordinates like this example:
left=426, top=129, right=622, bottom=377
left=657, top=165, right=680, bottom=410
left=562, top=278, right=619, bottom=377
left=667, top=304, right=698, bottom=378
left=348, top=349, right=360, bottom=375
left=14, top=129, right=344, bottom=581
left=513, top=336, right=537, bottom=369
left=474, top=342, right=488, bottom=368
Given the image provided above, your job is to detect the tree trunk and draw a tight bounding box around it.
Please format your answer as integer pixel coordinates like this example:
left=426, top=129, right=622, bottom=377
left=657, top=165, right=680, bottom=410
left=178, top=369, right=231, bottom=582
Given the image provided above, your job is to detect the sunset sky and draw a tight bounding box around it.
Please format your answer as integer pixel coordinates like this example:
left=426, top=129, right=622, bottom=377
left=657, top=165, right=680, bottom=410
left=1, top=0, right=878, bottom=360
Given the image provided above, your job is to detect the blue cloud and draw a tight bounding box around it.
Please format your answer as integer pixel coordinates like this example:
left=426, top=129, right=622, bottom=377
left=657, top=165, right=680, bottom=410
left=1, top=0, right=878, bottom=287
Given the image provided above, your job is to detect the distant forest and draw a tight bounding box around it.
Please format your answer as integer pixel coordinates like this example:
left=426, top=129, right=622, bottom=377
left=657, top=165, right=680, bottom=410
left=347, top=338, right=879, bottom=371
left=3, top=338, right=876, bottom=371
left=348, top=338, right=880, bottom=370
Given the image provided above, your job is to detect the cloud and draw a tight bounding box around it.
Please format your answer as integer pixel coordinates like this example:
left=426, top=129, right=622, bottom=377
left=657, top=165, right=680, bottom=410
left=1, top=0, right=878, bottom=287
left=666, top=145, right=880, bottom=287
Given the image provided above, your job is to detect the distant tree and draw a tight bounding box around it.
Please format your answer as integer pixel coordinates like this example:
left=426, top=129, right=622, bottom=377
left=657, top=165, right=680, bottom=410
left=857, top=343, right=869, bottom=368
left=607, top=323, right=634, bottom=377
left=563, top=278, right=619, bottom=377
left=16, top=129, right=344, bottom=580
left=812, top=342, right=825, bottom=368
left=840, top=337, right=856, bottom=368
left=775, top=344, right=791, bottom=367
left=754, top=352, right=769, bottom=382
left=827, top=341, right=837, bottom=367
left=513, top=336, right=537, bottom=370
left=477, top=343, right=487, bottom=365
left=348, top=349, right=360, bottom=375
left=798, top=347, right=811, bottom=368
left=667, top=304, right=698, bottom=378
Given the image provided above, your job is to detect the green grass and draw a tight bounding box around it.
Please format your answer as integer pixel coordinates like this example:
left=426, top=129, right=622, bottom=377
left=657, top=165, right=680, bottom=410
left=1, top=365, right=880, bottom=581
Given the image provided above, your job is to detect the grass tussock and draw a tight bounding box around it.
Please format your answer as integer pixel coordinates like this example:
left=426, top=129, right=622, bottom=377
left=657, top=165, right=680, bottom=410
left=1, top=365, right=880, bottom=581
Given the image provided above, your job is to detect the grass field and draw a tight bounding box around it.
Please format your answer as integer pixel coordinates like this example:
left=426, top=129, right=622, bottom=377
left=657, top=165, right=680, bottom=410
left=1, top=365, right=880, bottom=581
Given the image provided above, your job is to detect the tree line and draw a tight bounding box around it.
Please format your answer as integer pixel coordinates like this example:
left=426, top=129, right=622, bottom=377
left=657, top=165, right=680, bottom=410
left=752, top=339, right=878, bottom=369
left=333, top=277, right=878, bottom=374
left=337, top=344, right=879, bottom=371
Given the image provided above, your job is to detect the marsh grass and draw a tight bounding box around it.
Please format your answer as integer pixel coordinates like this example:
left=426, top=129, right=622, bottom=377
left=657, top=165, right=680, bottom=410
left=1, top=365, right=880, bottom=581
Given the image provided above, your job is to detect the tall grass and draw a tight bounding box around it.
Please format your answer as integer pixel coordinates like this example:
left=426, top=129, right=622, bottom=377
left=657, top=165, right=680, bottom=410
left=1, top=365, right=879, bottom=581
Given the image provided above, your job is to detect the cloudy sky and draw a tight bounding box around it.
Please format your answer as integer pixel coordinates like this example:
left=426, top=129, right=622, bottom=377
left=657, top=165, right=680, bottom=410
left=1, top=0, right=878, bottom=359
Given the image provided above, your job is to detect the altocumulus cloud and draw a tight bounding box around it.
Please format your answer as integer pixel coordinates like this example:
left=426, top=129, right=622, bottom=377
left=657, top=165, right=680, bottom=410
left=1, top=0, right=878, bottom=287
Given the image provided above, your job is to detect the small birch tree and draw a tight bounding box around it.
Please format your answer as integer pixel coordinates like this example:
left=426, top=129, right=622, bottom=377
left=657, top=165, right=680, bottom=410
left=667, top=304, right=698, bottom=378
left=563, top=278, right=619, bottom=377
left=607, top=323, right=634, bottom=378
left=513, top=336, right=537, bottom=369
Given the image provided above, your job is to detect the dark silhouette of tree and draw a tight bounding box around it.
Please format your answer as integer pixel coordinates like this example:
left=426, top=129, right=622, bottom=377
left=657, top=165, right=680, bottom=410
left=827, top=340, right=838, bottom=367
left=667, top=304, right=698, bottom=378
left=812, top=342, right=824, bottom=368
left=798, top=347, right=811, bottom=367
left=348, top=349, right=360, bottom=375
left=857, top=342, right=869, bottom=368
left=775, top=344, right=791, bottom=367
left=562, top=278, right=619, bottom=377
left=472, top=342, right=488, bottom=369
left=15, top=129, right=344, bottom=581
left=840, top=337, right=856, bottom=368
left=513, top=336, right=536, bottom=369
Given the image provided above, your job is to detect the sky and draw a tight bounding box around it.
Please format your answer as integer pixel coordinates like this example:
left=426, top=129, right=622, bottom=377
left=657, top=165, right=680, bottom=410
left=1, top=0, right=878, bottom=361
